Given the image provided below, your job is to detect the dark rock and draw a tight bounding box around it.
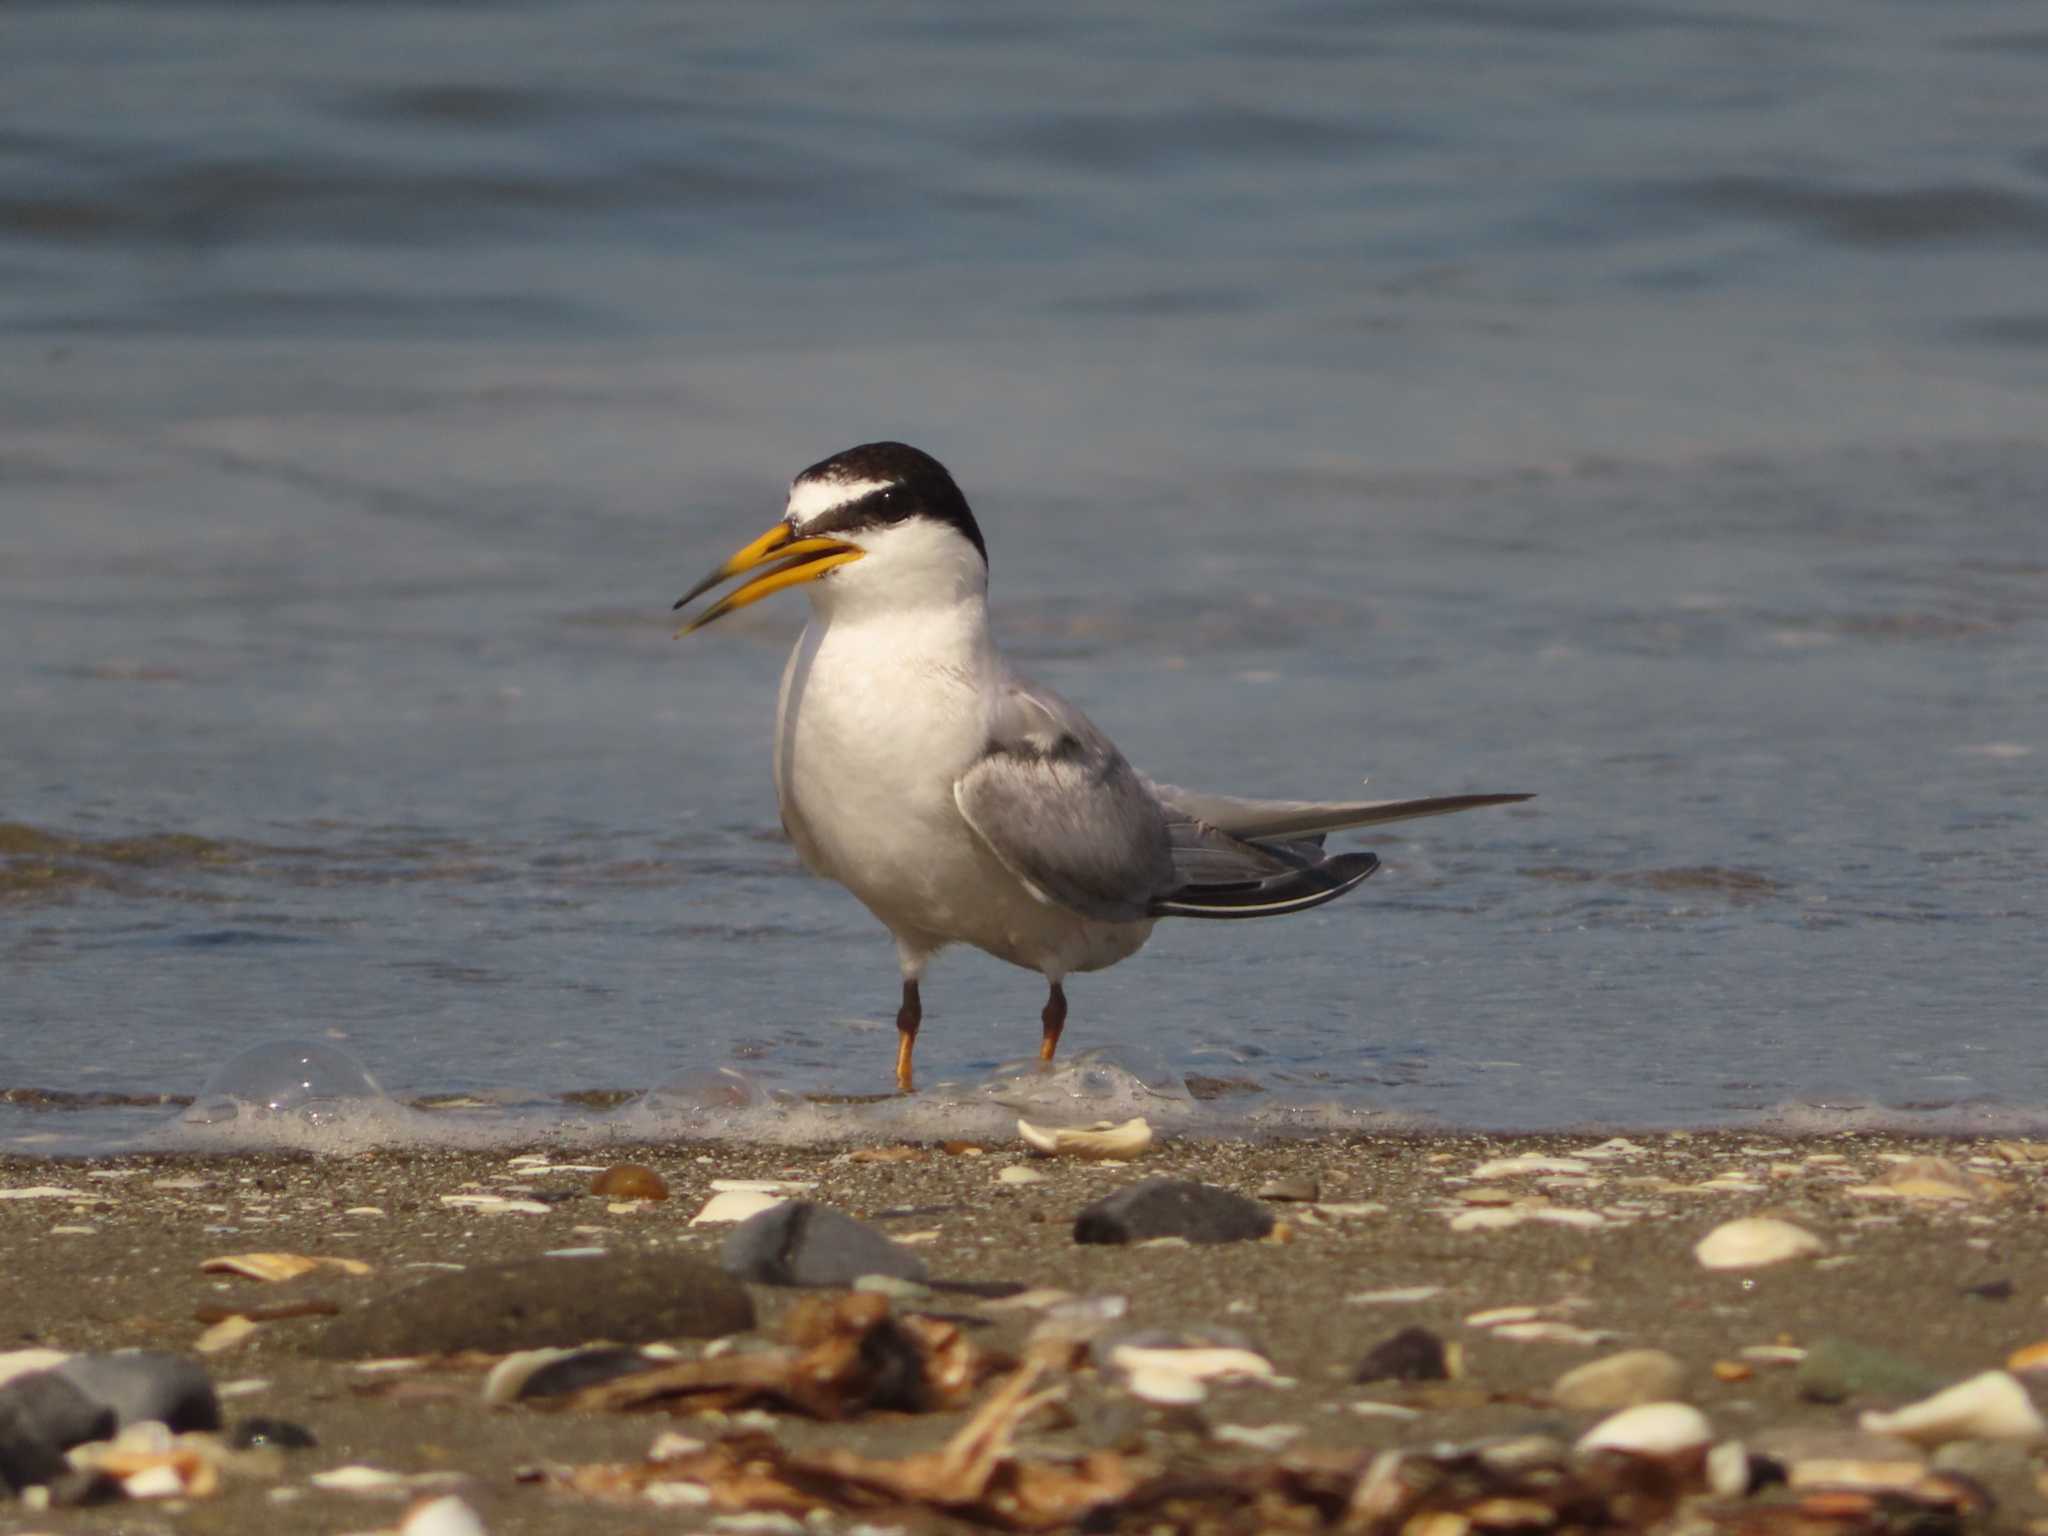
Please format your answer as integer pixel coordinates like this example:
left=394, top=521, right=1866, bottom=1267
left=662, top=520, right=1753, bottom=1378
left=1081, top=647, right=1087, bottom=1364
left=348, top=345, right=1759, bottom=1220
left=1072, top=1178, right=1274, bottom=1245
left=517, top=1348, right=658, bottom=1401
left=311, top=1251, right=754, bottom=1358
left=0, top=1370, right=116, bottom=1456
left=0, top=1395, right=69, bottom=1494
left=1962, top=1278, right=2014, bottom=1301
left=1354, top=1326, right=1451, bottom=1384
left=228, top=1417, right=318, bottom=1451
left=50, top=1353, right=219, bottom=1433
left=720, top=1201, right=930, bottom=1288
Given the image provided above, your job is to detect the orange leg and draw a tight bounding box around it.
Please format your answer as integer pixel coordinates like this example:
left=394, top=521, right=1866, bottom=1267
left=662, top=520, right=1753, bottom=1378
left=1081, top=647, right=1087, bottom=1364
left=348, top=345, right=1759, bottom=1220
left=894, top=979, right=922, bottom=1094
left=1039, top=980, right=1067, bottom=1064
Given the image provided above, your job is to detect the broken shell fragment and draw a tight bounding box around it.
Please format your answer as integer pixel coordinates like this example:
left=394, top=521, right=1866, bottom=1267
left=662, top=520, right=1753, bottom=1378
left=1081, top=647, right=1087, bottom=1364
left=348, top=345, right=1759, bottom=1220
left=1576, top=1402, right=1714, bottom=1458
left=200, top=1252, right=373, bottom=1282
left=1859, top=1371, right=2048, bottom=1446
left=1694, top=1217, right=1826, bottom=1270
left=1017, top=1116, right=1153, bottom=1160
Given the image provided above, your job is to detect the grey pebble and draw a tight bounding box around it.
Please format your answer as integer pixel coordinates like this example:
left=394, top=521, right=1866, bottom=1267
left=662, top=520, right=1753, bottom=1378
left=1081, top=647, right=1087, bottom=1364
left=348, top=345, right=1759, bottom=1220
left=721, top=1200, right=930, bottom=1288
left=50, top=1353, right=219, bottom=1434
left=1072, top=1178, right=1275, bottom=1245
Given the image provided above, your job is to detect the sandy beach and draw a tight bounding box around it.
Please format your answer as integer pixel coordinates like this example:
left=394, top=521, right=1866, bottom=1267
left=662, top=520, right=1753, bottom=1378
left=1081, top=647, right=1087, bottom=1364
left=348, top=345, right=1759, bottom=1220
left=4, top=1130, right=2047, bottom=1533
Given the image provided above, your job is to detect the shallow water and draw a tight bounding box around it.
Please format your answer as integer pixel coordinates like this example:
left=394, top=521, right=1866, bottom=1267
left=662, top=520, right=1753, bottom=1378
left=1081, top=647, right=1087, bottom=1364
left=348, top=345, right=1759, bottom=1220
left=3, top=0, right=2044, bottom=1151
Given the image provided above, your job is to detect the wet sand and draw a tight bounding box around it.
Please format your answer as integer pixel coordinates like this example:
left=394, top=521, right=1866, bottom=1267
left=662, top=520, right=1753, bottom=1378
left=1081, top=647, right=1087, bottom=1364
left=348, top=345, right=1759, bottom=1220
left=5, top=1131, right=2047, bottom=1533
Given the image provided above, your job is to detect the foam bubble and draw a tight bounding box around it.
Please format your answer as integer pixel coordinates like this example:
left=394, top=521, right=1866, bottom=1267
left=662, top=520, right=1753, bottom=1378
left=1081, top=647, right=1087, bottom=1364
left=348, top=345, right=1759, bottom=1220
left=183, top=1039, right=389, bottom=1128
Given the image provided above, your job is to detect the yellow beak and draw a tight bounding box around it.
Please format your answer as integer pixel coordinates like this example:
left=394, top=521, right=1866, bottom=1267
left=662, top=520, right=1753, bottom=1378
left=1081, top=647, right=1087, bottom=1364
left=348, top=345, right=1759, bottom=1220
left=671, top=523, right=864, bottom=634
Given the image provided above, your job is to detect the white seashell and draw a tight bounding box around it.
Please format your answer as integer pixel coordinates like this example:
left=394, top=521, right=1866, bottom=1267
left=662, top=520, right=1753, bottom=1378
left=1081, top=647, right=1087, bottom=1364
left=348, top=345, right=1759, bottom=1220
left=1467, top=1305, right=1545, bottom=1328
left=401, top=1494, right=491, bottom=1536
left=1469, top=1156, right=1592, bottom=1178
left=481, top=1348, right=577, bottom=1405
left=200, top=1251, right=373, bottom=1282
left=1706, top=1440, right=1751, bottom=1497
left=646, top=1481, right=715, bottom=1506
left=1123, top=1362, right=1209, bottom=1404
left=1348, top=1400, right=1424, bottom=1421
left=1860, top=1371, right=2048, bottom=1446
left=1111, top=1345, right=1276, bottom=1384
left=438, top=1195, right=550, bottom=1215
left=312, top=1464, right=415, bottom=1491
left=1577, top=1402, right=1714, bottom=1457
left=1017, top=1116, right=1153, bottom=1160
left=688, top=1190, right=786, bottom=1225
left=1212, top=1422, right=1302, bottom=1451
left=997, top=1165, right=1046, bottom=1185
left=1574, top=1138, right=1648, bottom=1159
left=195, top=1315, right=262, bottom=1354
left=0, top=1186, right=83, bottom=1199
left=121, top=1464, right=188, bottom=1499
left=1493, top=1322, right=1616, bottom=1346
left=707, top=1178, right=815, bottom=1193
left=1693, top=1216, right=1826, bottom=1270
left=1348, top=1285, right=1445, bottom=1306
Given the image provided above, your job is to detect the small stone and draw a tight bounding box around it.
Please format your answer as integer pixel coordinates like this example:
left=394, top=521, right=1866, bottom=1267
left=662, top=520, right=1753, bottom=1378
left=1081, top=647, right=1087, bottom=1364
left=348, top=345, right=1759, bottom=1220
left=314, top=1252, right=752, bottom=1357
left=1255, top=1175, right=1320, bottom=1203
left=1552, top=1349, right=1685, bottom=1411
left=50, top=1352, right=220, bottom=1433
left=1714, top=1361, right=1754, bottom=1383
left=997, top=1166, right=1046, bottom=1186
left=228, top=1417, right=317, bottom=1451
left=590, top=1164, right=669, bottom=1201
left=1796, top=1338, right=1945, bottom=1405
left=1860, top=1370, right=2048, bottom=1446
left=1576, top=1402, right=1713, bottom=1458
left=1694, top=1216, right=1826, bottom=1270
left=1354, top=1327, right=1452, bottom=1384
left=720, top=1201, right=929, bottom=1287
left=1073, top=1179, right=1274, bottom=1246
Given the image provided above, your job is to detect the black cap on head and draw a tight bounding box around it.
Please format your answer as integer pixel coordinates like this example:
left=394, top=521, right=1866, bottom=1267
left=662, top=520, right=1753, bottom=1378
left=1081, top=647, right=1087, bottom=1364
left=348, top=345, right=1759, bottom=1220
left=792, top=441, right=988, bottom=568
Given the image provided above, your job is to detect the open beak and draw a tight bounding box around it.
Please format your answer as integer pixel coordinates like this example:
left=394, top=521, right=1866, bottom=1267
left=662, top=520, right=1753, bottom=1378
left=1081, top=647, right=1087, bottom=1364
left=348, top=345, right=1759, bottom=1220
left=671, top=522, right=864, bottom=634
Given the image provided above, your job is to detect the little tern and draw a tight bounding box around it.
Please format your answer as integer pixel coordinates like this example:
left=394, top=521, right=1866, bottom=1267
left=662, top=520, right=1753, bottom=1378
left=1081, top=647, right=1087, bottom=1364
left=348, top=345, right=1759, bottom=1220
left=675, top=442, right=1530, bottom=1092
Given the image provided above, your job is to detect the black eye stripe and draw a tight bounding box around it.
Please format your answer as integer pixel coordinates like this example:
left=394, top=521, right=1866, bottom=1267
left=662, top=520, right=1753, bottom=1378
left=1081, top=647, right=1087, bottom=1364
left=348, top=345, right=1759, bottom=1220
left=789, top=441, right=989, bottom=568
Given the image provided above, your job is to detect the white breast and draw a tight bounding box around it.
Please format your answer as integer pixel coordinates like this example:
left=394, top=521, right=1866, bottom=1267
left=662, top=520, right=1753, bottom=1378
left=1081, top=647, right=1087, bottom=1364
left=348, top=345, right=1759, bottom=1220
left=771, top=603, right=1150, bottom=977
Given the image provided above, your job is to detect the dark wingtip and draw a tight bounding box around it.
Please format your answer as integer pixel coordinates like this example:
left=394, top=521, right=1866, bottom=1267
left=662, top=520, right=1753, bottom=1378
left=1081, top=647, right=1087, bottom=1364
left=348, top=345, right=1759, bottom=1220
left=1151, top=850, right=1380, bottom=920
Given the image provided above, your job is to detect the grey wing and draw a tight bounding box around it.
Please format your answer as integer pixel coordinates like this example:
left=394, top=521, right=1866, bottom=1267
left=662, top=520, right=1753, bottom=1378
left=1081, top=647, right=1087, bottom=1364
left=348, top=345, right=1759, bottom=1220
left=1149, top=785, right=1533, bottom=842
left=951, top=679, right=1176, bottom=923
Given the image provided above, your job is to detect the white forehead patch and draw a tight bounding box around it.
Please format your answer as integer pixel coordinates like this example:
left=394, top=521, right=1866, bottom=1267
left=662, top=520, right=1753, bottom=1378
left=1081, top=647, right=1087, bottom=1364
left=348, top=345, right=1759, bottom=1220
left=786, top=476, right=889, bottom=528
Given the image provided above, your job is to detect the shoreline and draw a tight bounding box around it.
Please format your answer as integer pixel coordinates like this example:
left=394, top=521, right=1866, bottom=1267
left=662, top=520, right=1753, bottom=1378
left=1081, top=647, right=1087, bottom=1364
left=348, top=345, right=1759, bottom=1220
left=6, top=1129, right=2047, bottom=1533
